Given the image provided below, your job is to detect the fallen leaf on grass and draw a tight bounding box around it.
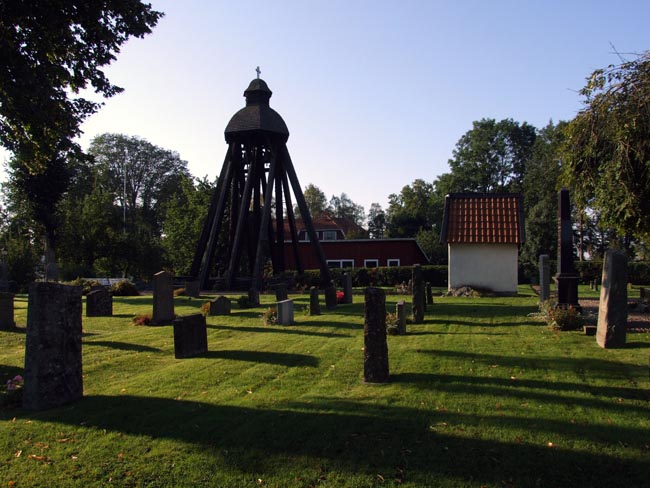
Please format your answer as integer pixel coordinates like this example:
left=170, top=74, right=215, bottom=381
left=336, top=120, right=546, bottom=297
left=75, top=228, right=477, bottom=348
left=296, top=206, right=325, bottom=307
left=14, top=450, right=22, bottom=458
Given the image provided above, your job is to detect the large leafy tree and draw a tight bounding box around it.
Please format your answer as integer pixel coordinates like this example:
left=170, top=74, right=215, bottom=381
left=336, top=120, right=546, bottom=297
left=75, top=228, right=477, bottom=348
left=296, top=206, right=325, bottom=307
left=88, top=133, right=190, bottom=232
left=162, top=175, right=216, bottom=275
left=367, top=203, right=386, bottom=239
left=446, top=118, right=536, bottom=193
left=328, top=193, right=365, bottom=228
left=1, top=1, right=162, bottom=278
left=296, top=183, right=328, bottom=219
left=562, top=51, right=650, bottom=241
left=0, top=1, right=163, bottom=173
left=386, top=179, right=446, bottom=264
left=519, top=121, right=565, bottom=271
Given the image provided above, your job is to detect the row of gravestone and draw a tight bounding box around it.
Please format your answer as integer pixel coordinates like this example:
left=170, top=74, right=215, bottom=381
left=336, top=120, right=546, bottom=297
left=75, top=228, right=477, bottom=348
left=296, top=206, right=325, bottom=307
left=538, top=249, right=629, bottom=348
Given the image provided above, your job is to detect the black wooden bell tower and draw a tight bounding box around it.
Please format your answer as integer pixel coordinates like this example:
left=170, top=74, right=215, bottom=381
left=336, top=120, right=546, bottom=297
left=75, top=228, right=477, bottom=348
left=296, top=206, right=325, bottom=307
left=190, top=76, right=332, bottom=290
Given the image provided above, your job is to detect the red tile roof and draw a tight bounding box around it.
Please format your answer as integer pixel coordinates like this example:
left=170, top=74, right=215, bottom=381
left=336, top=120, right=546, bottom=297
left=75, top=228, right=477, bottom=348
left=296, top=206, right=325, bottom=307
left=441, top=193, right=525, bottom=244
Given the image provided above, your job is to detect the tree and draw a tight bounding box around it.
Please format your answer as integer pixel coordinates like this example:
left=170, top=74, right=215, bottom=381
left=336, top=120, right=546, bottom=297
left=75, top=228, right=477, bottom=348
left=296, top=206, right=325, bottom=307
left=0, top=1, right=163, bottom=174
left=88, top=133, right=190, bottom=231
left=367, top=203, right=386, bottom=239
left=562, top=51, right=650, bottom=241
left=386, top=179, right=447, bottom=264
left=297, top=183, right=328, bottom=219
left=0, top=2, right=163, bottom=278
left=162, top=175, right=216, bottom=275
left=328, top=193, right=365, bottom=227
left=519, top=121, right=565, bottom=271
left=446, top=118, right=536, bottom=194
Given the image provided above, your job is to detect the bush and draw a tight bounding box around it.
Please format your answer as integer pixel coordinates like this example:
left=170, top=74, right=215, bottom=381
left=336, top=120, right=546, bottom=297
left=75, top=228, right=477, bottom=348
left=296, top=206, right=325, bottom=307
left=61, top=277, right=102, bottom=295
left=111, top=280, right=140, bottom=296
left=200, top=301, right=211, bottom=316
left=260, top=307, right=277, bottom=326
left=295, top=265, right=448, bottom=289
left=538, top=299, right=583, bottom=331
left=386, top=311, right=400, bottom=335
left=132, top=313, right=152, bottom=326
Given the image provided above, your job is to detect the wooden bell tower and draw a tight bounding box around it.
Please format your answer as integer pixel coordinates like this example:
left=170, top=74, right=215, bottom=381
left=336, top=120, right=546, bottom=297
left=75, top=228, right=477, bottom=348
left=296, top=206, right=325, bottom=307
left=190, top=75, right=332, bottom=290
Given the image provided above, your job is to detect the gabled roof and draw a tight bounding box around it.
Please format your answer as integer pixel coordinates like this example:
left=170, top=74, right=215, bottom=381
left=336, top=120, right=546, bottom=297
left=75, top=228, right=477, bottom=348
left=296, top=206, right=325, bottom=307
left=283, top=212, right=368, bottom=238
left=440, top=193, right=525, bottom=244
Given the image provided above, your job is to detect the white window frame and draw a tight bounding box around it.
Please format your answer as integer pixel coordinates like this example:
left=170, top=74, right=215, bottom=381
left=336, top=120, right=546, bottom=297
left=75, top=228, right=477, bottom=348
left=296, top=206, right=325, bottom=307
left=364, top=259, right=379, bottom=268
left=322, top=230, right=338, bottom=240
left=327, top=259, right=354, bottom=269
left=387, top=259, right=401, bottom=267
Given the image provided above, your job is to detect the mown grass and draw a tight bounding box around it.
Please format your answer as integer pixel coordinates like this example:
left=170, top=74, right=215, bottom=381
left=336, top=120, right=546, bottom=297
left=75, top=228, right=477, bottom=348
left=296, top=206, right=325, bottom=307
left=1, top=285, right=649, bottom=487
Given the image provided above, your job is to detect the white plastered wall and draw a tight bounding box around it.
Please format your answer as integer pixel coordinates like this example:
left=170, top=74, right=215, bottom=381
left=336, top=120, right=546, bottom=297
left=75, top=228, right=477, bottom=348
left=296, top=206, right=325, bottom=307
left=448, top=243, right=519, bottom=293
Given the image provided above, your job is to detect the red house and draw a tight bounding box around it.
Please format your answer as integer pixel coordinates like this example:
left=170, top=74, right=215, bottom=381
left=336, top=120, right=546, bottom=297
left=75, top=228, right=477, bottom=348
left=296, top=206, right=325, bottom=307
left=281, top=214, right=430, bottom=270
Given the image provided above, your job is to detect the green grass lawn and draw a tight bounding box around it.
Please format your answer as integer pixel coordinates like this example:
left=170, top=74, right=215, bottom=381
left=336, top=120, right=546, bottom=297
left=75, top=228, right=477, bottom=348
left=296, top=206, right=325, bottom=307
left=1, top=285, right=649, bottom=487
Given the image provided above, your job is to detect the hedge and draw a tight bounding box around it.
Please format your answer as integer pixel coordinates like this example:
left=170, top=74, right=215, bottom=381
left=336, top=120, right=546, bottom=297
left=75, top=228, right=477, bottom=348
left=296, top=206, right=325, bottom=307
left=293, top=265, right=448, bottom=289
left=524, top=260, right=650, bottom=285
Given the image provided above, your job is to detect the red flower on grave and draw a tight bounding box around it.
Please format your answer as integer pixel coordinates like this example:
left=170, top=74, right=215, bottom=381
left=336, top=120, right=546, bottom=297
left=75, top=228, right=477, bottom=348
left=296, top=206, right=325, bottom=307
left=336, top=291, right=345, bottom=304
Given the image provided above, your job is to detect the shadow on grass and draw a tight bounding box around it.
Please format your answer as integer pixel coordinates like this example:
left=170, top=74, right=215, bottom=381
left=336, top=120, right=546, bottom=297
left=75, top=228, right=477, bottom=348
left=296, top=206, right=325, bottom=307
left=199, top=349, right=318, bottom=367
left=624, top=341, right=650, bottom=348
left=83, top=340, right=162, bottom=353
left=34, top=394, right=650, bottom=487
left=406, top=330, right=507, bottom=336
left=207, top=324, right=350, bottom=338
left=0, top=326, right=26, bottom=334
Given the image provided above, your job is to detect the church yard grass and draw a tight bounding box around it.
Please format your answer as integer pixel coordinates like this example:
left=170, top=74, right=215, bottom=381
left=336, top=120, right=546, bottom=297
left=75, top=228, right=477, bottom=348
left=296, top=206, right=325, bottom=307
left=1, top=286, right=649, bottom=487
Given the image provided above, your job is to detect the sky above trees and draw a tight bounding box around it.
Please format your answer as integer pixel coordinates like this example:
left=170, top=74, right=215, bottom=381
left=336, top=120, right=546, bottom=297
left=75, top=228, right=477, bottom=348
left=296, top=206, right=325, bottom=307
left=2, top=0, right=649, bottom=212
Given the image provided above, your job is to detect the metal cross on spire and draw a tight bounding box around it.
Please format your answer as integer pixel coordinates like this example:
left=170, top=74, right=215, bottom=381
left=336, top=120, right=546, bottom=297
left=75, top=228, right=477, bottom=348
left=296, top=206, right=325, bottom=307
left=255, top=66, right=261, bottom=79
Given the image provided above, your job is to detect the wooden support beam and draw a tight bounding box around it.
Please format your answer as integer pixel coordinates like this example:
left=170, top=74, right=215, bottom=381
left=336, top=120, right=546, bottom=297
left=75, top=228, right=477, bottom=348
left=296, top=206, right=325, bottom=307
left=281, top=172, right=303, bottom=274
left=252, top=150, right=278, bottom=290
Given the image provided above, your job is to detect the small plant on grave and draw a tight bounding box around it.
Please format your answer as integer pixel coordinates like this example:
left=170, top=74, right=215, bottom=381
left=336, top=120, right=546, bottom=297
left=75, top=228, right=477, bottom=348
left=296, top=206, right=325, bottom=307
left=200, top=301, right=211, bottom=316
left=237, top=295, right=252, bottom=309
left=132, top=313, right=152, bottom=326
left=260, top=307, right=277, bottom=326
left=394, top=281, right=410, bottom=295
left=1, top=375, right=24, bottom=407
left=386, top=311, right=400, bottom=335
left=111, top=280, right=140, bottom=296
left=173, top=287, right=186, bottom=297
left=547, top=305, right=584, bottom=331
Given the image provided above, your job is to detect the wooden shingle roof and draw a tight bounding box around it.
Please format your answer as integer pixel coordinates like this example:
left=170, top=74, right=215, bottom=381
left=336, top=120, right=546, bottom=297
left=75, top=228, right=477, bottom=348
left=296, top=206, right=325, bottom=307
left=440, top=193, right=525, bottom=244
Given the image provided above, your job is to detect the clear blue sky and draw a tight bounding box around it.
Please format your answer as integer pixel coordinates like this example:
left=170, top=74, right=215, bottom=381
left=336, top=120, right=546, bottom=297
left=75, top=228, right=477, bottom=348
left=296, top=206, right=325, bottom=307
left=3, top=1, right=650, bottom=215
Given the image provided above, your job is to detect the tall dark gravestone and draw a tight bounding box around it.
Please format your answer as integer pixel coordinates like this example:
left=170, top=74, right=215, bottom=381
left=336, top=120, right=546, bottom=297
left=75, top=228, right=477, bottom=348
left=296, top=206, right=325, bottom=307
left=309, top=286, right=321, bottom=316
left=539, top=254, right=550, bottom=302
left=152, top=270, right=174, bottom=324
left=363, top=287, right=389, bottom=383
left=411, top=264, right=425, bottom=323
left=596, top=250, right=628, bottom=348
left=555, top=189, right=580, bottom=309
left=0, top=292, right=15, bottom=329
left=23, top=283, right=83, bottom=411
left=173, top=314, right=208, bottom=359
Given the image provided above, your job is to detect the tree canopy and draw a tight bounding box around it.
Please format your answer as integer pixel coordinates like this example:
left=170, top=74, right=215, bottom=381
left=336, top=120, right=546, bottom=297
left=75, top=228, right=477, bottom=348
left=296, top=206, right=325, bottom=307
left=0, top=1, right=163, bottom=173
left=562, top=51, right=650, bottom=240
left=446, top=118, right=536, bottom=194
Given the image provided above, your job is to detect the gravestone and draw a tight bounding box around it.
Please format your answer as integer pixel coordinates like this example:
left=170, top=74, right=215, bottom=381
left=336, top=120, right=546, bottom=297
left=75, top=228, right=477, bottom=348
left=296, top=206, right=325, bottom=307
left=173, top=314, right=208, bottom=359
left=363, top=287, right=389, bottom=383
left=325, top=283, right=337, bottom=310
left=210, top=296, right=231, bottom=316
left=185, top=280, right=200, bottom=298
left=86, top=288, right=112, bottom=317
left=411, top=264, right=425, bottom=324
left=0, top=292, right=15, bottom=329
left=248, top=288, right=260, bottom=307
left=23, top=283, right=83, bottom=411
left=426, top=282, right=433, bottom=306
left=275, top=283, right=288, bottom=302
left=343, top=272, right=353, bottom=304
left=396, top=300, right=406, bottom=335
left=277, top=299, right=294, bottom=325
left=0, top=262, right=8, bottom=291
left=539, top=254, right=550, bottom=302
left=309, top=287, right=321, bottom=316
left=152, top=270, right=174, bottom=324
left=596, top=250, right=628, bottom=349
left=554, top=189, right=580, bottom=309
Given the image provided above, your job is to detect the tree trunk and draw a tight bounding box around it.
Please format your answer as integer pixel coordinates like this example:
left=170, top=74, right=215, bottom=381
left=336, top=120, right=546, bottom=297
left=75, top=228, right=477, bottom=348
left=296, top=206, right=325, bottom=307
left=44, top=232, right=59, bottom=282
